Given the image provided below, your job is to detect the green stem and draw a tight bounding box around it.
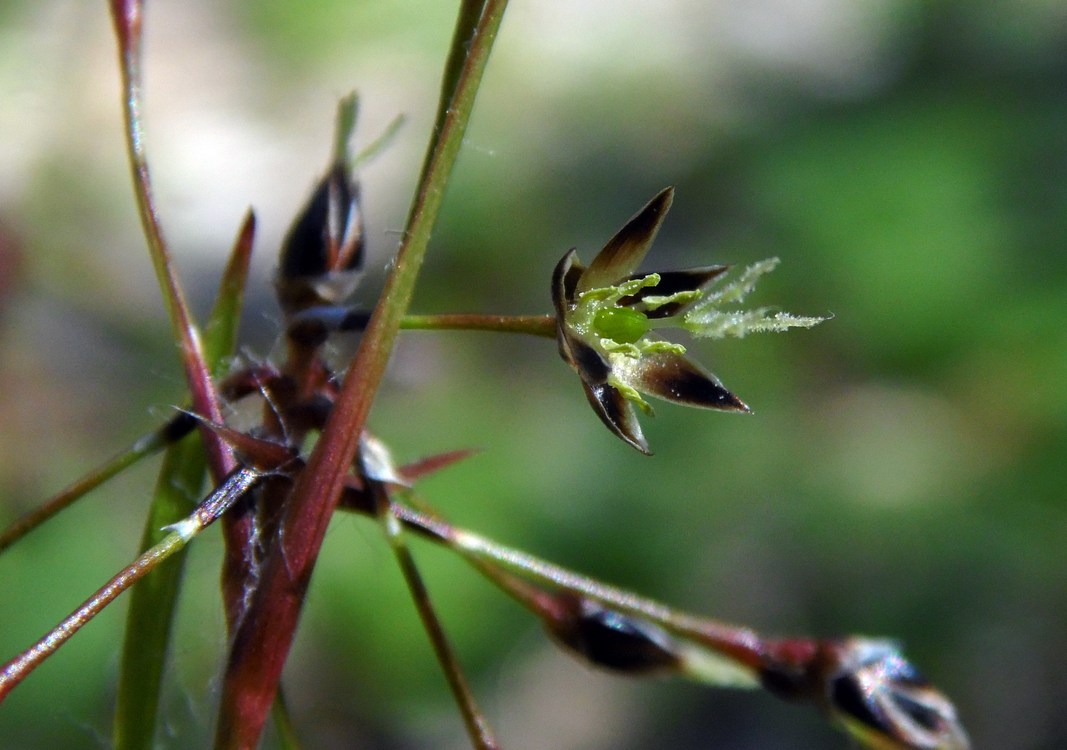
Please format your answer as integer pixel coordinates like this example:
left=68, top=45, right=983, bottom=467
left=385, top=500, right=764, bottom=675
left=374, top=489, right=499, bottom=750
left=401, top=313, right=555, bottom=337
left=113, top=433, right=205, bottom=750
left=0, top=416, right=188, bottom=553
left=271, top=688, right=302, bottom=750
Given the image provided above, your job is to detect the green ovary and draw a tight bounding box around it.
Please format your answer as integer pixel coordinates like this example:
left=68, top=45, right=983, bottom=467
left=593, top=307, right=649, bottom=344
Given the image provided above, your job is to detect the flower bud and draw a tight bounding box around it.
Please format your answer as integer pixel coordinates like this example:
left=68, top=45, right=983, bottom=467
left=760, top=637, right=970, bottom=750
left=547, top=597, right=682, bottom=675
left=827, top=639, right=970, bottom=750
left=275, top=161, right=364, bottom=314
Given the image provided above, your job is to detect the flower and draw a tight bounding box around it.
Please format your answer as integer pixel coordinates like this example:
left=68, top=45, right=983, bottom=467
left=552, top=187, right=824, bottom=453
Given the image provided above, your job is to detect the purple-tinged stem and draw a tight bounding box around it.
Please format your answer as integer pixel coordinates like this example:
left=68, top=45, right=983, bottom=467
left=0, top=414, right=193, bottom=552
left=108, top=0, right=233, bottom=481
left=401, top=313, right=555, bottom=337
left=0, top=467, right=262, bottom=702
left=211, top=3, right=510, bottom=747
left=373, top=486, right=499, bottom=749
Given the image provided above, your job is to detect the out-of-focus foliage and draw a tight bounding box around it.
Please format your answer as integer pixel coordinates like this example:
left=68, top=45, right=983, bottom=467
left=1, top=1, right=1064, bottom=748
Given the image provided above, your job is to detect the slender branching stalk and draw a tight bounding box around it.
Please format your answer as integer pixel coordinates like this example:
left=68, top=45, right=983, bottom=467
left=0, top=2, right=972, bottom=749
left=0, top=415, right=192, bottom=552
left=372, top=482, right=500, bottom=750
left=0, top=467, right=264, bottom=702
left=108, top=0, right=233, bottom=479
left=401, top=313, right=556, bottom=337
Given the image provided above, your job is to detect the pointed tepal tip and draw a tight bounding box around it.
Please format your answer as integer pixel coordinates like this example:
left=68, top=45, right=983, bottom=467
left=627, top=185, right=675, bottom=248
left=652, top=186, right=675, bottom=211
left=635, top=187, right=674, bottom=230
left=578, top=186, right=678, bottom=294
left=728, top=393, right=752, bottom=413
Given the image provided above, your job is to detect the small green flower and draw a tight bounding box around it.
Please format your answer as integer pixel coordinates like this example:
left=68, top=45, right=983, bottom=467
left=552, top=187, right=824, bottom=453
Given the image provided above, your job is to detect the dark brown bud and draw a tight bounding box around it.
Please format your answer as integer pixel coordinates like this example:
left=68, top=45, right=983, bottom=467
left=275, top=161, right=364, bottom=314
left=760, top=638, right=970, bottom=750
left=548, top=597, right=682, bottom=675
left=827, top=640, right=970, bottom=750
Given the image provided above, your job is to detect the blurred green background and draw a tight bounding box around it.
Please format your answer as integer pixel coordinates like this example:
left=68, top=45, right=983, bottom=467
left=1, top=1, right=1065, bottom=748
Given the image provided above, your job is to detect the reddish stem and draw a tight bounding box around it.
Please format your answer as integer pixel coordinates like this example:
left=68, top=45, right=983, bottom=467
left=212, top=2, right=508, bottom=745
